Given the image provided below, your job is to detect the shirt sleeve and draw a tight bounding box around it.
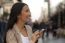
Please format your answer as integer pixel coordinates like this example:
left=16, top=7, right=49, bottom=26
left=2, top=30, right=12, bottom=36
left=6, top=30, right=17, bottom=43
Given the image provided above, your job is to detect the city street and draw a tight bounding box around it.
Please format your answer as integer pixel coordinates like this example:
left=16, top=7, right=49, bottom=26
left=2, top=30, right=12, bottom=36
left=40, top=32, right=65, bottom=43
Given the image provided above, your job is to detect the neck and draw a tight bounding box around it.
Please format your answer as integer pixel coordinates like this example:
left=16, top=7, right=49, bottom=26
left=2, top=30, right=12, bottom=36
left=16, top=20, right=25, bottom=30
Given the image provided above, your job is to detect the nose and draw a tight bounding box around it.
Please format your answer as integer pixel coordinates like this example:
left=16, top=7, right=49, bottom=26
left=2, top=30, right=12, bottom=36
left=29, top=11, right=31, bottom=16
left=28, top=11, right=31, bottom=17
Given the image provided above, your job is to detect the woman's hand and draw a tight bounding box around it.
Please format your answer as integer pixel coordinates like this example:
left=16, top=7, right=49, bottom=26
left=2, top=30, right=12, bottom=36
left=30, top=30, right=44, bottom=43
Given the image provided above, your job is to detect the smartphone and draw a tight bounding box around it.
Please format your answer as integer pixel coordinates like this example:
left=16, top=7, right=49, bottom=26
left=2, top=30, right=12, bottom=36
left=40, top=29, right=46, bottom=32
left=33, top=29, right=46, bottom=33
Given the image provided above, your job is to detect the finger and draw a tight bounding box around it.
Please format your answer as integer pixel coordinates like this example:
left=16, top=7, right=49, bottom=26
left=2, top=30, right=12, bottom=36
left=34, top=30, right=40, bottom=35
left=39, top=32, right=43, bottom=37
left=36, top=35, right=40, bottom=39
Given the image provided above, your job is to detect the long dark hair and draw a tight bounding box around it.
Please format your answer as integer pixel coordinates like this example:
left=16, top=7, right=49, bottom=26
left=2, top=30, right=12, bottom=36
left=7, top=2, right=27, bottom=30
left=4, top=2, right=27, bottom=43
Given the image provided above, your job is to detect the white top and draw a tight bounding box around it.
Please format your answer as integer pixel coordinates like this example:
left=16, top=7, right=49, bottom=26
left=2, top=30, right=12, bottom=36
left=20, top=33, right=29, bottom=43
left=14, top=24, right=30, bottom=43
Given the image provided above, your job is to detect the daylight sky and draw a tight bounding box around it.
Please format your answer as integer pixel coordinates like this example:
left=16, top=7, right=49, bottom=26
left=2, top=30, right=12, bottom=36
left=22, top=0, right=63, bottom=22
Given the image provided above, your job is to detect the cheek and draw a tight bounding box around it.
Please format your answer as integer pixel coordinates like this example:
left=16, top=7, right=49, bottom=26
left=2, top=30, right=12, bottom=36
left=20, top=13, right=28, bottom=21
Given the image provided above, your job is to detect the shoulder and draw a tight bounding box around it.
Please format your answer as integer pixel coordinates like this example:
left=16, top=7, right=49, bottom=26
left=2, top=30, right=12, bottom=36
left=6, top=29, right=14, bottom=37
left=25, top=25, right=32, bottom=29
left=25, top=25, right=32, bottom=31
left=6, top=29, right=17, bottom=43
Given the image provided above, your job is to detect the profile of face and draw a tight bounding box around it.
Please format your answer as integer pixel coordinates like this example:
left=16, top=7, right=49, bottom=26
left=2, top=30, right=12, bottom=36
left=18, top=5, right=31, bottom=23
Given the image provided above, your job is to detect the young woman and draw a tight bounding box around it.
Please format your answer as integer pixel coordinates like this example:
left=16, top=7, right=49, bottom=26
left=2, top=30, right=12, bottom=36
left=6, top=2, right=44, bottom=43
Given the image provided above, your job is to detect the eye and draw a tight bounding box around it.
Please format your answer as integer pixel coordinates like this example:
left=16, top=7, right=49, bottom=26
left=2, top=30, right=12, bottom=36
left=26, top=9, right=29, bottom=12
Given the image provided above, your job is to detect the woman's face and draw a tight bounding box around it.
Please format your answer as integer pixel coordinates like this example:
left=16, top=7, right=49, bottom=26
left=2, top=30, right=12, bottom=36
left=18, top=5, right=31, bottom=23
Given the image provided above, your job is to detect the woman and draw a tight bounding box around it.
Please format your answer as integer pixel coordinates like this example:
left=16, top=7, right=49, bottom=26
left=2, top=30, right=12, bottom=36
left=6, top=2, right=43, bottom=43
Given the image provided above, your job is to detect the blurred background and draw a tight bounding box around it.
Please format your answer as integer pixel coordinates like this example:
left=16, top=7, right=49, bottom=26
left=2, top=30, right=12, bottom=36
left=0, top=0, right=65, bottom=43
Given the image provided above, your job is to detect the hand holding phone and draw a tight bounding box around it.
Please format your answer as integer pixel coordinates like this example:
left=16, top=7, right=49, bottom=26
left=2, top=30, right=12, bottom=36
left=40, top=29, right=46, bottom=32
left=38, top=29, right=46, bottom=37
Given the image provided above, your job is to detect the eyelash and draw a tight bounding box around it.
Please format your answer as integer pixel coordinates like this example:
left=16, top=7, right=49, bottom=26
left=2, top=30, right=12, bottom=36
left=26, top=9, right=30, bottom=12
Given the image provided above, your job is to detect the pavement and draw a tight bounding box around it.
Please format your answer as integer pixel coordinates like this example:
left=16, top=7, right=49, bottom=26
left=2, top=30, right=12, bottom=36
left=39, top=32, right=65, bottom=43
